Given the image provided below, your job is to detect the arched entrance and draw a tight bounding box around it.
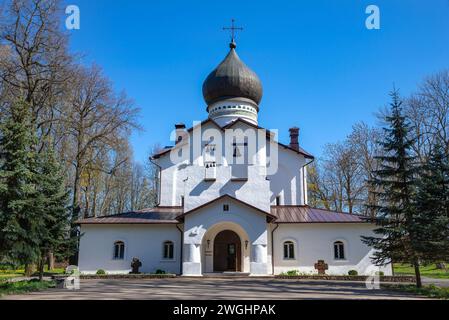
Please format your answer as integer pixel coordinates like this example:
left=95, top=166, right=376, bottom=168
left=213, top=230, right=242, bottom=272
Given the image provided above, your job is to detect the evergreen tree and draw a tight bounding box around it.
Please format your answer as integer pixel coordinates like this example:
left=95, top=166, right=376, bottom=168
left=412, top=142, right=449, bottom=264
left=362, top=90, right=423, bottom=287
left=34, top=146, right=72, bottom=280
left=0, top=101, right=41, bottom=268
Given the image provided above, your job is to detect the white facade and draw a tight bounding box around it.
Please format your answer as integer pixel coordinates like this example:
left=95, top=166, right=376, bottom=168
left=78, top=41, right=392, bottom=277
left=79, top=224, right=181, bottom=275
left=271, top=224, right=391, bottom=275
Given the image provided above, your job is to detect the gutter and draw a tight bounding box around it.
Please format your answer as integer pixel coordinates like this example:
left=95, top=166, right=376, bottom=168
left=176, top=224, right=184, bottom=275
left=271, top=223, right=279, bottom=275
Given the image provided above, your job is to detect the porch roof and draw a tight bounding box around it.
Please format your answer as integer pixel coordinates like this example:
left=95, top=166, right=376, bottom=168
left=76, top=203, right=368, bottom=225
left=270, top=206, right=369, bottom=223
left=76, top=206, right=182, bottom=225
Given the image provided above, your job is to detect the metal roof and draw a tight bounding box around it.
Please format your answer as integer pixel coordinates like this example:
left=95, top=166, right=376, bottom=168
left=76, top=207, right=183, bottom=225
left=77, top=204, right=367, bottom=225
left=270, top=206, right=368, bottom=223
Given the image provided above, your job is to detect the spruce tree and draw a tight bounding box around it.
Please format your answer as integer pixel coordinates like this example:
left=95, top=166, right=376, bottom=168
left=412, top=142, right=449, bottom=264
left=0, top=101, right=41, bottom=268
left=362, top=90, right=423, bottom=287
left=34, top=146, right=72, bottom=280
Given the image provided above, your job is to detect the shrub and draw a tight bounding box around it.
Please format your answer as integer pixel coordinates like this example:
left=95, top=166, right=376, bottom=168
left=279, top=270, right=300, bottom=276
left=96, top=269, right=106, bottom=275
left=375, top=271, right=384, bottom=276
left=348, top=270, right=358, bottom=276
left=155, top=269, right=166, bottom=275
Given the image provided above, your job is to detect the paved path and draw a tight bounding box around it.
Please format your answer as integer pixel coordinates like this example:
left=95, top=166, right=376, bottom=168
left=2, top=278, right=427, bottom=300
left=423, top=277, right=449, bottom=288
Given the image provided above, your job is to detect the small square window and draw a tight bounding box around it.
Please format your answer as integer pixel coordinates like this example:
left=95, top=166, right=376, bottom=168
left=223, top=204, right=230, bottom=212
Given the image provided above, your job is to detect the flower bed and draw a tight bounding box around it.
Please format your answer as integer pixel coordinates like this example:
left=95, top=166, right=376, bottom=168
left=77, top=273, right=177, bottom=279
left=275, top=275, right=415, bottom=282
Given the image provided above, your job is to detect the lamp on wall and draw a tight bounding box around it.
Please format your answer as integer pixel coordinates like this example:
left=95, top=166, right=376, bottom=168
left=245, top=240, right=249, bottom=250
left=207, top=240, right=210, bottom=249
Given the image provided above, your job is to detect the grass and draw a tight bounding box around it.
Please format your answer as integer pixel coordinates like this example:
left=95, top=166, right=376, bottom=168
left=0, top=279, right=56, bottom=297
left=387, top=284, right=449, bottom=300
left=394, top=263, right=449, bottom=279
left=0, top=267, right=65, bottom=281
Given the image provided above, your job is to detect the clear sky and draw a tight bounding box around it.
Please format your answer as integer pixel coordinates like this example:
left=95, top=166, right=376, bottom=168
left=64, top=0, right=449, bottom=164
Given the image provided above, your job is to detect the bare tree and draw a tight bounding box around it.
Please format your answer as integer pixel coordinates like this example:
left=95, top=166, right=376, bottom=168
left=309, top=123, right=380, bottom=216
left=307, top=161, right=333, bottom=210
left=406, top=70, right=449, bottom=161
left=348, top=122, right=382, bottom=217
left=60, top=65, right=140, bottom=222
left=0, top=0, right=72, bottom=146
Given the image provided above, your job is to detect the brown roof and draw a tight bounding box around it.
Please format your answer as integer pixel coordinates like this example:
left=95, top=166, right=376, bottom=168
left=76, top=207, right=183, bottom=225
left=77, top=203, right=367, bottom=225
left=270, top=206, right=368, bottom=223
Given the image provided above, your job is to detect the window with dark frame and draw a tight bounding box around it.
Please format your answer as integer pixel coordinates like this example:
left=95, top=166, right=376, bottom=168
left=334, top=241, right=345, bottom=260
left=223, top=204, right=230, bottom=212
left=163, top=241, right=174, bottom=260
left=276, top=196, right=281, bottom=206
left=113, top=241, right=125, bottom=260
left=283, top=241, right=295, bottom=260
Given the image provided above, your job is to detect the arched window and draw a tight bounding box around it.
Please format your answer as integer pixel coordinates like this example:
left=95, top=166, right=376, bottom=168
left=163, top=241, right=174, bottom=260
left=113, top=241, right=125, bottom=260
left=283, top=241, right=295, bottom=260
left=334, top=241, right=345, bottom=260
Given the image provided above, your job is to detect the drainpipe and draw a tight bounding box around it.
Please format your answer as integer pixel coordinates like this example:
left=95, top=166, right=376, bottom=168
left=271, top=223, right=279, bottom=275
left=176, top=224, right=184, bottom=275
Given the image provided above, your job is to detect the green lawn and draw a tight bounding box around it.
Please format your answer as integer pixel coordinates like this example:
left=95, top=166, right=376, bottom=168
left=394, top=263, right=449, bottom=279
left=0, top=279, right=55, bottom=297
left=386, top=284, right=449, bottom=300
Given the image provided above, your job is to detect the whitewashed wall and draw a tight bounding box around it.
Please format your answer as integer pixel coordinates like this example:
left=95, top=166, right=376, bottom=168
left=272, top=223, right=393, bottom=276
left=267, top=142, right=307, bottom=206
left=182, top=197, right=269, bottom=276
left=155, top=120, right=308, bottom=211
left=78, top=224, right=182, bottom=275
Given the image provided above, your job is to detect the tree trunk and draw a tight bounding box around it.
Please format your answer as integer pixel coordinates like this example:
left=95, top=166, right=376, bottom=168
left=24, top=264, right=35, bottom=277
left=47, top=251, right=55, bottom=271
left=38, top=257, right=45, bottom=281
left=413, top=260, right=422, bottom=288
left=69, top=157, right=82, bottom=266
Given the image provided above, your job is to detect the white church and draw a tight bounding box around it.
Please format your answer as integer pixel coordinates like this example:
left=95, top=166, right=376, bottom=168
left=77, top=38, right=392, bottom=277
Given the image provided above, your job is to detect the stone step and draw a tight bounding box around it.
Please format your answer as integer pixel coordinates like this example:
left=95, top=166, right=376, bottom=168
left=201, top=272, right=274, bottom=279
left=203, top=272, right=250, bottom=278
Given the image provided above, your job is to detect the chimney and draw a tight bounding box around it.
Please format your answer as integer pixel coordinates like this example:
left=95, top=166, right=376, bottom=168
left=175, top=123, right=187, bottom=144
left=289, top=127, right=300, bottom=151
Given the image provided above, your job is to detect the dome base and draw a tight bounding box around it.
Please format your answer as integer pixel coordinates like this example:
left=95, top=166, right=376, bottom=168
left=207, top=98, right=258, bottom=127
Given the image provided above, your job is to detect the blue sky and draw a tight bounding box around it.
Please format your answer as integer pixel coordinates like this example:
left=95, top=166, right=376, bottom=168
left=64, top=0, right=449, bottom=164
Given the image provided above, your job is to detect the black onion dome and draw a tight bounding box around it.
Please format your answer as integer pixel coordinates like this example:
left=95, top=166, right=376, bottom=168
left=202, top=43, right=263, bottom=106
